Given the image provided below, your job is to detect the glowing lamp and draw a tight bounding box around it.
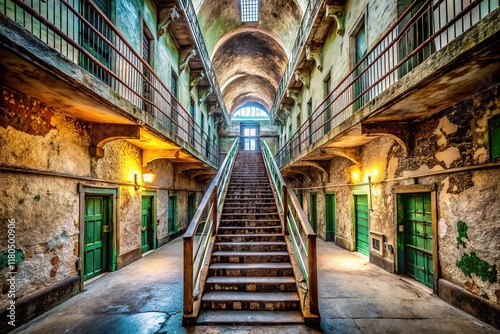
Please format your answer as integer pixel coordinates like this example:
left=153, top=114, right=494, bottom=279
left=142, top=170, right=156, bottom=184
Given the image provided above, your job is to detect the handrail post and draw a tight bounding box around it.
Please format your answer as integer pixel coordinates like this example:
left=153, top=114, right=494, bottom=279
left=308, top=235, right=318, bottom=315
left=183, top=238, right=194, bottom=314
left=282, top=185, right=288, bottom=235
left=212, top=185, right=218, bottom=231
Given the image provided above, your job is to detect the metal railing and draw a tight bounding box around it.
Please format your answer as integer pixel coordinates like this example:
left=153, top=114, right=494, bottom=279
left=177, top=0, right=230, bottom=124
left=1, top=0, right=220, bottom=166
left=269, top=0, right=324, bottom=121
left=260, top=139, right=319, bottom=317
left=183, top=138, right=239, bottom=321
left=275, top=0, right=499, bottom=167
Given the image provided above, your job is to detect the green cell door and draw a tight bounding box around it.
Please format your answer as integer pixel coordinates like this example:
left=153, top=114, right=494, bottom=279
left=188, top=194, right=196, bottom=224
left=168, top=195, right=177, bottom=234
left=325, top=193, right=336, bottom=242
left=310, top=193, right=317, bottom=233
left=354, top=194, right=369, bottom=256
left=141, top=196, right=154, bottom=253
left=84, top=196, right=110, bottom=280
left=399, top=193, right=434, bottom=288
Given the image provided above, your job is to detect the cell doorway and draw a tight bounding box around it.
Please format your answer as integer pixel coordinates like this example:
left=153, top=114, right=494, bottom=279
left=240, top=123, right=260, bottom=151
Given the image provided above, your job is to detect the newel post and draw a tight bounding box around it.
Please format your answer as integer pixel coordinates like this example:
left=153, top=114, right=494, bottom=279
left=308, top=234, right=319, bottom=315
left=183, top=237, right=194, bottom=314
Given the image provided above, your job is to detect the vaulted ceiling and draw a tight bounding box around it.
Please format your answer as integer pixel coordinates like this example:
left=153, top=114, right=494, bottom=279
left=196, top=0, right=304, bottom=114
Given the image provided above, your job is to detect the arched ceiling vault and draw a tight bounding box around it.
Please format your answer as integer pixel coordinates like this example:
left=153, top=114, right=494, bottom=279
left=197, top=0, right=302, bottom=115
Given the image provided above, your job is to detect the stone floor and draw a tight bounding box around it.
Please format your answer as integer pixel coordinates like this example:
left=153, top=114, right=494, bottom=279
left=11, top=238, right=500, bottom=334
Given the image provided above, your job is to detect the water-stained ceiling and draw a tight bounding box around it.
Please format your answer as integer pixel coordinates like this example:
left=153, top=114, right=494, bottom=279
left=196, top=0, right=303, bottom=115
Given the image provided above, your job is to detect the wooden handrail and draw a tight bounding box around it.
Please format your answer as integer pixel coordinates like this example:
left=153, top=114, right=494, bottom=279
left=183, top=138, right=239, bottom=318
left=260, top=139, right=319, bottom=317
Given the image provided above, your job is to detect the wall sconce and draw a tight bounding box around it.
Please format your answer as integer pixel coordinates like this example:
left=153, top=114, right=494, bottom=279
left=143, top=170, right=156, bottom=184
left=134, top=174, right=140, bottom=190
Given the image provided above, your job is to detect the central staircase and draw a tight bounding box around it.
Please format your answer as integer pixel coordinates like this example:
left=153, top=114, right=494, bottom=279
left=198, top=151, right=303, bottom=324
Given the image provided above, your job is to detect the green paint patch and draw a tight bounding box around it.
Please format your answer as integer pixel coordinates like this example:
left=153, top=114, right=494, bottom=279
left=456, top=220, right=469, bottom=248
left=457, top=252, right=498, bottom=284
left=0, top=249, right=24, bottom=270
left=34, top=194, right=41, bottom=201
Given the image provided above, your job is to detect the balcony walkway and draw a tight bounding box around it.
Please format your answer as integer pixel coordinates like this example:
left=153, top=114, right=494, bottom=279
left=12, top=238, right=499, bottom=334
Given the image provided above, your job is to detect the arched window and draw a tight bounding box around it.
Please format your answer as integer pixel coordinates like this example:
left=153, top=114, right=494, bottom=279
left=232, top=105, right=269, bottom=121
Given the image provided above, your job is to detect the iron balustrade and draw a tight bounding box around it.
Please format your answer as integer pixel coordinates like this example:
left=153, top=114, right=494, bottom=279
left=0, top=0, right=220, bottom=166
left=183, top=138, right=239, bottom=319
left=177, top=0, right=231, bottom=124
left=275, top=0, right=499, bottom=167
left=270, top=0, right=324, bottom=121
left=260, top=139, right=319, bottom=317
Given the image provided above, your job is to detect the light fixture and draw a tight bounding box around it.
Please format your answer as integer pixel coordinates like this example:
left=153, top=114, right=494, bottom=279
left=143, top=170, right=156, bottom=184
left=134, top=174, right=140, bottom=190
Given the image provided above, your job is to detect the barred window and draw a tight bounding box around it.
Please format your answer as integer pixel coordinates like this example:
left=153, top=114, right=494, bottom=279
left=240, top=0, right=259, bottom=23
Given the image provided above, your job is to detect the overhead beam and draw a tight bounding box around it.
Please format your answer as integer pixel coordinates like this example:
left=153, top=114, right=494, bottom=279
left=89, top=123, right=141, bottom=158
left=318, top=146, right=363, bottom=166
left=361, top=122, right=410, bottom=155
left=142, top=149, right=180, bottom=167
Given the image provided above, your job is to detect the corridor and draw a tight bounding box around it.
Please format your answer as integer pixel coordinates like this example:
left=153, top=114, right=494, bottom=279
left=11, top=238, right=499, bottom=334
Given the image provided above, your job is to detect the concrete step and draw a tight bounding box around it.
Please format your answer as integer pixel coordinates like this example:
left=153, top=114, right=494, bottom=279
left=211, top=251, right=290, bottom=263
left=216, top=233, right=285, bottom=242
left=214, top=241, right=287, bottom=252
left=218, top=220, right=281, bottom=228
left=197, top=310, right=304, bottom=325
left=206, top=276, right=296, bottom=292
left=208, top=262, right=293, bottom=277
left=221, top=213, right=279, bottom=219
left=217, top=226, right=282, bottom=234
left=201, top=291, right=300, bottom=311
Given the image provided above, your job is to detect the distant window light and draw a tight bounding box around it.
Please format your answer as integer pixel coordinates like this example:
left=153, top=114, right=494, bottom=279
left=233, top=106, right=269, bottom=120
left=240, top=0, right=259, bottom=23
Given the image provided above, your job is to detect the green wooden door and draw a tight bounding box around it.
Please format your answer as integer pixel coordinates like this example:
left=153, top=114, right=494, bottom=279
left=168, top=196, right=177, bottom=234
left=354, top=194, right=369, bottom=256
left=84, top=196, right=109, bottom=280
left=399, top=193, right=433, bottom=288
left=310, top=193, right=317, bottom=233
left=188, top=194, right=196, bottom=224
left=141, top=196, right=153, bottom=253
left=325, top=193, right=336, bottom=242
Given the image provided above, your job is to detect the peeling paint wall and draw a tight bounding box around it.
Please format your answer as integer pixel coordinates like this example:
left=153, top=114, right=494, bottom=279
left=300, top=86, right=500, bottom=306
left=0, top=86, right=202, bottom=310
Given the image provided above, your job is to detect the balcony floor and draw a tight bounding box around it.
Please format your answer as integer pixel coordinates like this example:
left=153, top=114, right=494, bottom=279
left=11, top=237, right=499, bottom=333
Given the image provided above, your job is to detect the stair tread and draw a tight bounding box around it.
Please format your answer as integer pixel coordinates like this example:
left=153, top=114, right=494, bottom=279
left=212, top=251, right=289, bottom=256
left=210, top=262, right=292, bottom=269
left=215, top=241, right=286, bottom=246
left=197, top=310, right=303, bottom=324
left=206, top=276, right=295, bottom=284
left=202, top=291, right=300, bottom=302
left=217, top=233, right=284, bottom=237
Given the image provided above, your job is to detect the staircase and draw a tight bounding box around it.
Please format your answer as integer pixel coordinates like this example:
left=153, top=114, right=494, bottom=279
left=198, top=151, right=303, bottom=324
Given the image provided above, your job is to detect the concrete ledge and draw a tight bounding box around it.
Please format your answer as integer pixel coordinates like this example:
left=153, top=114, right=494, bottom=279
left=0, top=275, right=80, bottom=333
left=117, top=248, right=142, bottom=270
left=335, top=235, right=353, bottom=251
left=438, top=278, right=500, bottom=330
left=369, top=252, right=394, bottom=273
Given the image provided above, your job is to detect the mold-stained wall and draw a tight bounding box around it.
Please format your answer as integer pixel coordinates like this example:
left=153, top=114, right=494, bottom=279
left=0, top=85, right=203, bottom=311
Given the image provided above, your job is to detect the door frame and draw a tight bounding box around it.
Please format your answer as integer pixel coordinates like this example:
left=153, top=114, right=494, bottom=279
left=393, top=184, right=438, bottom=294
left=240, top=122, right=260, bottom=151
left=141, top=191, right=158, bottom=252
left=325, top=192, right=336, bottom=242
left=168, top=191, right=178, bottom=235
left=78, top=184, right=118, bottom=291
left=351, top=186, right=369, bottom=254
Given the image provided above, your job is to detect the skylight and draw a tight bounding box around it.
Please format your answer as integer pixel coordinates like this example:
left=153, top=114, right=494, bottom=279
left=240, top=0, right=259, bottom=23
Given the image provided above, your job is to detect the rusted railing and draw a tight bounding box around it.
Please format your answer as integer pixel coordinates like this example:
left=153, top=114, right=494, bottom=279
left=183, top=138, right=239, bottom=323
left=269, top=0, right=324, bottom=121
left=177, top=0, right=230, bottom=124
left=260, top=139, right=319, bottom=318
left=275, top=0, right=498, bottom=167
left=1, top=0, right=220, bottom=166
